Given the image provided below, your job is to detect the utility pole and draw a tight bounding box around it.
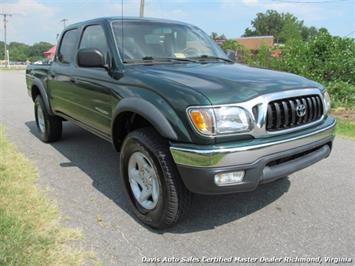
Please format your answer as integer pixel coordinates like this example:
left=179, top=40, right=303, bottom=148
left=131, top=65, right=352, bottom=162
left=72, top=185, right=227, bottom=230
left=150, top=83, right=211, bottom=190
left=0, top=13, right=13, bottom=67
left=60, top=18, right=68, bottom=29
left=139, top=0, right=144, bottom=17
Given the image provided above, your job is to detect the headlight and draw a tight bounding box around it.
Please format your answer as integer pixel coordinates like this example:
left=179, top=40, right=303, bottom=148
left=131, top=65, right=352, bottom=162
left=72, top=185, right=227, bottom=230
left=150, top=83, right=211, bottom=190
left=188, top=106, right=252, bottom=136
left=323, top=91, right=331, bottom=114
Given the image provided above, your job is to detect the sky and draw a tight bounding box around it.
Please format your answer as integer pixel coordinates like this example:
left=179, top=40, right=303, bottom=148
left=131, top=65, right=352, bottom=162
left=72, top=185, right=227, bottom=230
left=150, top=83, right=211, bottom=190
left=1, top=0, right=354, bottom=45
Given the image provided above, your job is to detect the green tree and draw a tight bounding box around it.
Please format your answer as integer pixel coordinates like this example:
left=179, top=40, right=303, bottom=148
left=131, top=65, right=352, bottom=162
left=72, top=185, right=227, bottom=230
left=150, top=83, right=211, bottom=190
left=0, top=41, right=4, bottom=60
left=9, top=42, right=30, bottom=62
left=210, top=32, right=226, bottom=40
left=243, top=10, right=285, bottom=42
left=0, top=41, right=54, bottom=62
left=279, top=18, right=302, bottom=42
left=301, top=26, right=318, bottom=41
left=221, top=39, right=253, bottom=64
left=244, top=10, right=318, bottom=43
left=254, top=44, right=274, bottom=68
left=220, top=39, right=239, bottom=50
left=27, top=42, right=53, bottom=61
left=240, top=27, right=355, bottom=108
left=211, top=32, right=219, bottom=39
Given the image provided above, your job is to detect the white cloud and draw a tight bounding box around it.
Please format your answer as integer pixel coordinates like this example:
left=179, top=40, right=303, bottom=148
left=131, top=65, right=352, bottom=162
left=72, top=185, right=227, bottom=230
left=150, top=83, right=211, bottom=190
left=242, top=0, right=259, bottom=5
left=0, top=0, right=56, bottom=16
left=109, top=0, right=140, bottom=15
left=0, top=0, right=58, bottom=44
left=221, top=0, right=340, bottom=21
left=109, top=0, right=187, bottom=20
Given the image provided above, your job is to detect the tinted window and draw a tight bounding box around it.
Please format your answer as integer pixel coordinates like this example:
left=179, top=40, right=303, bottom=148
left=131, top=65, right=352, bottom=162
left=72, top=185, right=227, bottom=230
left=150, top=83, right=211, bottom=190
left=111, top=21, right=226, bottom=61
left=58, top=29, right=78, bottom=64
left=80, top=25, right=109, bottom=62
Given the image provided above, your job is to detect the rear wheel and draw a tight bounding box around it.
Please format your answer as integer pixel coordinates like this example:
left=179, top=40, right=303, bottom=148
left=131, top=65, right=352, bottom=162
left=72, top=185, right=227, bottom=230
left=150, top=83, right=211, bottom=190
left=34, top=95, right=62, bottom=142
left=120, top=128, right=191, bottom=229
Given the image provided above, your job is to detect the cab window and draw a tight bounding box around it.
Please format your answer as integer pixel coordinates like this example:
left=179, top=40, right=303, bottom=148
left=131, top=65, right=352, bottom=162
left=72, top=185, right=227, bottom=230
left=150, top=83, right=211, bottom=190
left=79, top=25, right=109, bottom=63
left=58, top=29, right=79, bottom=64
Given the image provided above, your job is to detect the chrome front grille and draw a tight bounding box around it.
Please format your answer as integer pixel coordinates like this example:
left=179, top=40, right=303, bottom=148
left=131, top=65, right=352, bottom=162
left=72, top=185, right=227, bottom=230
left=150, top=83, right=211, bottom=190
left=266, top=95, right=323, bottom=131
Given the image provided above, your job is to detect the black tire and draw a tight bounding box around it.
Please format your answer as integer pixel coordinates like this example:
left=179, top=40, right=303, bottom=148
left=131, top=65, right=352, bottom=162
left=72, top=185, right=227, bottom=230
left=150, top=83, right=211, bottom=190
left=34, top=95, right=62, bottom=142
left=120, top=128, right=191, bottom=229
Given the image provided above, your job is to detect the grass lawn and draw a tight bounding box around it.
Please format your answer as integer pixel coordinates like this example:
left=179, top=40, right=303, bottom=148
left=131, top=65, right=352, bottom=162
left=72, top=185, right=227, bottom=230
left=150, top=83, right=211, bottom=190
left=332, top=108, right=355, bottom=140
left=336, top=119, right=355, bottom=140
left=0, top=126, right=93, bottom=265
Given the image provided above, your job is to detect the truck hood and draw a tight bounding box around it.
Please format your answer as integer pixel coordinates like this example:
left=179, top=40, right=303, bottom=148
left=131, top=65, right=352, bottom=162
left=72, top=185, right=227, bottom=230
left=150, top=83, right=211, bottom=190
left=132, top=63, right=321, bottom=105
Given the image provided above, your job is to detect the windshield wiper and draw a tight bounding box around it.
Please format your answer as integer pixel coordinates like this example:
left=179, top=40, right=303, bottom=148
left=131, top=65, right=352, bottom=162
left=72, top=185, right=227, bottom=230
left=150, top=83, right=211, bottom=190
left=123, top=56, right=160, bottom=64
left=124, top=56, right=197, bottom=64
left=165, top=57, right=198, bottom=62
left=142, top=56, right=197, bottom=63
left=189, top=55, right=233, bottom=63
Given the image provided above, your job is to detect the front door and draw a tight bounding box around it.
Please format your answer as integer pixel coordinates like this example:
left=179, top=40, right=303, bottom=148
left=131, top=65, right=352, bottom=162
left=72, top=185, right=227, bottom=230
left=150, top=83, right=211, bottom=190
left=70, top=24, right=113, bottom=136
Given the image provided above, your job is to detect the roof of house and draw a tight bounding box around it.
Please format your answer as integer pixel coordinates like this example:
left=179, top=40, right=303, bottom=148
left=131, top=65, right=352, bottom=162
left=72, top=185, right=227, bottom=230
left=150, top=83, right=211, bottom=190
left=43, top=45, right=56, bottom=57
left=236, top=36, right=274, bottom=39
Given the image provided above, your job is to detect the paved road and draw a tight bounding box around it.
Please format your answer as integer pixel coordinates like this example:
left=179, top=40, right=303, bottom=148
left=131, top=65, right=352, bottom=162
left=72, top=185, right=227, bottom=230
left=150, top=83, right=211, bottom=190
left=1, top=70, right=354, bottom=265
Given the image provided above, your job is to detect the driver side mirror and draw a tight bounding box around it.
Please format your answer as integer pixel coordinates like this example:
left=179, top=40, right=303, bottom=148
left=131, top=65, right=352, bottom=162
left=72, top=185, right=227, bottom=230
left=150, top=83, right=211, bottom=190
left=77, top=48, right=106, bottom=68
left=224, top=49, right=236, bottom=62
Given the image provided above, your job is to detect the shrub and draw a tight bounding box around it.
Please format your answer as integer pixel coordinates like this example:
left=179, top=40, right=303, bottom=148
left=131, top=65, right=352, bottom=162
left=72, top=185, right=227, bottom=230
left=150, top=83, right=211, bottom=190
left=221, top=39, right=253, bottom=64
left=251, top=44, right=275, bottom=68
left=326, top=81, right=355, bottom=108
left=276, top=29, right=355, bottom=84
left=220, top=31, right=355, bottom=108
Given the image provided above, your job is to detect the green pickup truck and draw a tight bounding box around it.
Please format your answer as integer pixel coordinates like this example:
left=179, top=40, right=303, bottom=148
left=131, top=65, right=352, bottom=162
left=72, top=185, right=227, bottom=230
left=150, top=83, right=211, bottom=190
left=26, top=17, right=336, bottom=229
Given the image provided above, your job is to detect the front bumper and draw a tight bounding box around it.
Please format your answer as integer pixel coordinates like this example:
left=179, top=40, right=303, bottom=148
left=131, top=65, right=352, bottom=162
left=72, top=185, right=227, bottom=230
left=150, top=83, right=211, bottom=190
left=170, top=117, right=336, bottom=195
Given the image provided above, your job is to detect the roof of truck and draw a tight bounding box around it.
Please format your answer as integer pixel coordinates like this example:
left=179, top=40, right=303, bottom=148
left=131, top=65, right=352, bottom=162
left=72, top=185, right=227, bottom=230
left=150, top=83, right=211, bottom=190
left=66, top=17, right=190, bottom=30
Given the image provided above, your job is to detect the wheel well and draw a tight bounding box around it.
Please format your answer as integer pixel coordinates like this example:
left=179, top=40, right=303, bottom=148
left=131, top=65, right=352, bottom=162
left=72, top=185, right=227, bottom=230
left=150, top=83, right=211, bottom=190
left=31, top=85, right=41, bottom=101
left=112, top=112, right=155, bottom=151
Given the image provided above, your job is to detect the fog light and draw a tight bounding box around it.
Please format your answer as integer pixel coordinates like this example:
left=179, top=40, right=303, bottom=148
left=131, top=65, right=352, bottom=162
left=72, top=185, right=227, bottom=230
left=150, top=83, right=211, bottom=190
left=214, top=171, right=245, bottom=186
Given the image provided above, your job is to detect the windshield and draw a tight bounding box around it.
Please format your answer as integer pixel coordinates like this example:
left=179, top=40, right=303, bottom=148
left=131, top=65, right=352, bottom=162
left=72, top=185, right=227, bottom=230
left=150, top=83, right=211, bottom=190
left=111, top=20, right=228, bottom=62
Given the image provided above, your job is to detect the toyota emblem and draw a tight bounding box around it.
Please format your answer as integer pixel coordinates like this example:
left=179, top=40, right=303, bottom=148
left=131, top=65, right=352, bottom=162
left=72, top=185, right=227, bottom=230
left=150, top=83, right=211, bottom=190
left=296, top=104, right=306, bottom=117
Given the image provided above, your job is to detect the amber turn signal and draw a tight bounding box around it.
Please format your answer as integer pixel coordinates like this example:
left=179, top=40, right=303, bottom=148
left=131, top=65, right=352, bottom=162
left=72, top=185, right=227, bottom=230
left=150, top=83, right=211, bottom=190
left=188, top=109, right=214, bottom=135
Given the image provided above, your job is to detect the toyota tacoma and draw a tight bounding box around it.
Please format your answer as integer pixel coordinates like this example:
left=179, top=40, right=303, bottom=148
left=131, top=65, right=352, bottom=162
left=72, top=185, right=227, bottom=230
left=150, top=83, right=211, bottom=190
left=26, top=17, right=336, bottom=228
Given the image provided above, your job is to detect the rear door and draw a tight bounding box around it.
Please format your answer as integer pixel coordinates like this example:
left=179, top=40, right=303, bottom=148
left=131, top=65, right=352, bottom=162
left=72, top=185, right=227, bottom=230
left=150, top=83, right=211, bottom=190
left=48, top=28, right=81, bottom=119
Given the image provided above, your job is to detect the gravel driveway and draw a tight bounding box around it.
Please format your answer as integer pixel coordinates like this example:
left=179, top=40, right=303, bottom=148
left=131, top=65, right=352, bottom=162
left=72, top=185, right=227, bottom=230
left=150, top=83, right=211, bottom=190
left=1, top=70, right=354, bottom=265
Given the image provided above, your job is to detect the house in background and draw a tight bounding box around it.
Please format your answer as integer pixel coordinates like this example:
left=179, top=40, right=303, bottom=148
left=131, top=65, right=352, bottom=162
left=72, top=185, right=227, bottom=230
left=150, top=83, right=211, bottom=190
left=236, top=36, right=282, bottom=58
left=235, top=36, right=274, bottom=50
left=213, top=36, right=227, bottom=45
left=43, top=46, right=56, bottom=60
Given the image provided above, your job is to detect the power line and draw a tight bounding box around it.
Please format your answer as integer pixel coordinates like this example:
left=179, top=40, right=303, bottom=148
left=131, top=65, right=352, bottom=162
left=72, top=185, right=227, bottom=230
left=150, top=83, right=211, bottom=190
left=345, top=30, right=355, bottom=36
left=271, top=0, right=353, bottom=3
left=0, top=13, right=13, bottom=67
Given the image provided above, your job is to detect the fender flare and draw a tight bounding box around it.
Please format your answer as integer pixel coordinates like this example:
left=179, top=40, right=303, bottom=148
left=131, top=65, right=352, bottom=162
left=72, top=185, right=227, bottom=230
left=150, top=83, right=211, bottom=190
left=112, top=97, right=178, bottom=141
left=31, top=78, right=54, bottom=115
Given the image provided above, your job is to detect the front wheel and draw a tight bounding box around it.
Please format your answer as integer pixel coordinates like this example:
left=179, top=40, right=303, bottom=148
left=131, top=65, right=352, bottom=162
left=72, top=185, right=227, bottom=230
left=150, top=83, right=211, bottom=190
left=34, top=95, right=62, bottom=142
left=120, top=128, right=191, bottom=229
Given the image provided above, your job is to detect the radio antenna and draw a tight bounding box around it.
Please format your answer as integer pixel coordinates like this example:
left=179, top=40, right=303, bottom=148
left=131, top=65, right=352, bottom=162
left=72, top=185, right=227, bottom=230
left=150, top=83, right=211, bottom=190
left=121, top=0, right=124, bottom=62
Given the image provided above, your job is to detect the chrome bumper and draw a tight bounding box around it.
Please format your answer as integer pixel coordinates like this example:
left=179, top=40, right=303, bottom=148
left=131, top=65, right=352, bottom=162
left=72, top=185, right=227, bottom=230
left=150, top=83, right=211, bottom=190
left=170, top=117, right=336, bottom=168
